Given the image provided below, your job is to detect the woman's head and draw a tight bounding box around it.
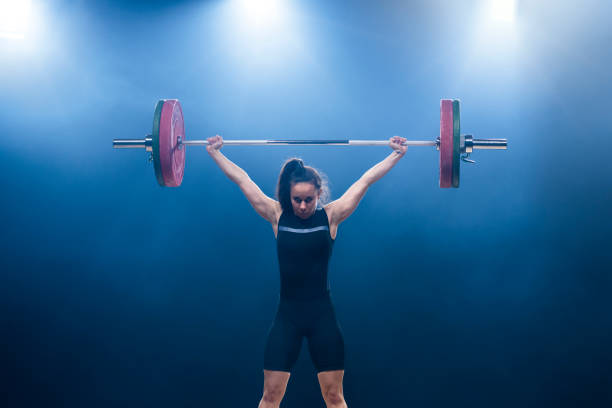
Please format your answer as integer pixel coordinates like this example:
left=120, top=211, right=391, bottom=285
left=276, top=158, right=330, bottom=219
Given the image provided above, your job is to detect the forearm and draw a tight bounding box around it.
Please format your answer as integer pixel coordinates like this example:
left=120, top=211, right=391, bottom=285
left=361, top=152, right=404, bottom=186
left=208, top=150, right=249, bottom=185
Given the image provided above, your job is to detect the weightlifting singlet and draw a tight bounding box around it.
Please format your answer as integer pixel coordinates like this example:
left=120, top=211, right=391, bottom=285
left=263, top=207, right=345, bottom=373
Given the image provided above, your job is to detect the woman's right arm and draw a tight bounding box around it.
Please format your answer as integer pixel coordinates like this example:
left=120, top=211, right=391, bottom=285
left=206, top=135, right=280, bottom=224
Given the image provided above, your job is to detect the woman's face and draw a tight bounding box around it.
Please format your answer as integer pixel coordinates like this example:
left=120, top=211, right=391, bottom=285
left=290, top=182, right=320, bottom=219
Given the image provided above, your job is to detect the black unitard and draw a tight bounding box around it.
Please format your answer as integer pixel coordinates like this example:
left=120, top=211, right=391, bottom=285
left=263, top=207, right=345, bottom=373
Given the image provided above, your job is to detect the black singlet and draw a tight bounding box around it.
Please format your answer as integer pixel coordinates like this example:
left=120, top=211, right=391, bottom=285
left=264, top=206, right=344, bottom=373
left=276, top=207, right=334, bottom=300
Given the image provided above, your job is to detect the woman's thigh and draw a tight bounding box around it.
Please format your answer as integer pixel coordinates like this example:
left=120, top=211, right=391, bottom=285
left=306, top=302, right=345, bottom=373
left=263, top=305, right=303, bottom=372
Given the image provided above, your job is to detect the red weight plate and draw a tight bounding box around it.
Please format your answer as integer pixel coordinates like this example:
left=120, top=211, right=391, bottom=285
left=439, top=99, right=453, bottom=188
left=158, top=99, right=185, bottom=187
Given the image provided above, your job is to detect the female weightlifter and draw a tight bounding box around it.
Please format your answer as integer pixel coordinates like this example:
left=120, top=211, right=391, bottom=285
left=206, top=134, right=407, bottom=408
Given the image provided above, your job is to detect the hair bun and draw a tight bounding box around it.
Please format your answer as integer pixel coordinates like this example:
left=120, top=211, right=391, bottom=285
left=289, top=158, right=304, bottom=173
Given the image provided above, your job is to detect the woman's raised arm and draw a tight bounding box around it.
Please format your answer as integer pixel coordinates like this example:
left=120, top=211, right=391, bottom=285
left=325, top=136, right=407, bottom=225
left=207, top=135, right=279, bottom=224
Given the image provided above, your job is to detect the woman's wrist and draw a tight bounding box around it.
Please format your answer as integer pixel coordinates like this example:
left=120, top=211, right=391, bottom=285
left=392, top=150, right=405, bottom=159
left=207, top=149, right=221, bottom=158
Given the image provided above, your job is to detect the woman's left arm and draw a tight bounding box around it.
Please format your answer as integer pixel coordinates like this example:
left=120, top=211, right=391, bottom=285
left=326, top=136, right=407, bottom=225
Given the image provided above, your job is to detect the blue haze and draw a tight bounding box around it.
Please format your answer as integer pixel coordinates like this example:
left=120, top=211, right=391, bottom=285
left=1, top=0, right=611, bottom=407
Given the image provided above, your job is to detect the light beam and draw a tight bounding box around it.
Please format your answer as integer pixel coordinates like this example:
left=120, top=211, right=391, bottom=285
left=0, top=0, right=32, bottom=39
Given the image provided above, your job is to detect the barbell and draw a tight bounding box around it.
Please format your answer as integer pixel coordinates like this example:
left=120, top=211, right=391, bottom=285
left=112, top=99, right=507, bottom=188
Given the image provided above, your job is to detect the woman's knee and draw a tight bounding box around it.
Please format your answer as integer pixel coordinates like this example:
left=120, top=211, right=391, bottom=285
left=261, top=390, right=283, bottom=405
left=323, top=390, right=345, bottom=406
left=318, top=370, right=345, bottom=406
left=262, top=370, right=290, bottom=404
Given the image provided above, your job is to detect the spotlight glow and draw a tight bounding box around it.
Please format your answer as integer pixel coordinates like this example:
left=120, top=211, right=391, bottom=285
left=489, top=0, right=516, bottom=22
left=218, top=0, right=305, bottom=71
left=0, top=0, right=32, bottom=39
left=235, top=0, right=284, bottom=29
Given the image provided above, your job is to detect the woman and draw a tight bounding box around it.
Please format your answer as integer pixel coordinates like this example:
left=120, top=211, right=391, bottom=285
left=206, top=134, right=407, bottom=408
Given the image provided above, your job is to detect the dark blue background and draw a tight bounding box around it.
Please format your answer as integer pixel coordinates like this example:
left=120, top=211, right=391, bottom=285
left=1, top=0, right=611, bottom=406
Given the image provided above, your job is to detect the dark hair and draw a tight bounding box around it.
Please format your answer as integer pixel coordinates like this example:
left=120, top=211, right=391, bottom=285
left=275, top=157, right=330, bottom=214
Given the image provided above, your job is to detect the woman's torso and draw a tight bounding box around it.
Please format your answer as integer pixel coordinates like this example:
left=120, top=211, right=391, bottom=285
left=275, top=207, right=335, bottom=300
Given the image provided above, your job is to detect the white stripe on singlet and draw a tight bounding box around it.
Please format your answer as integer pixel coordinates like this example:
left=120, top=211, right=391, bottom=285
left=278, top=226, right=329, bottom=234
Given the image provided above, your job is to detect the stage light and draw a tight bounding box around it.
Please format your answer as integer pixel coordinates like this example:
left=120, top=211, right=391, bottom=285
left=217, top=0, right=303, bottom=67
left=0, top=0, right=32, bottom=39
left=234, top=0, right=284, bottom=30
left=490, top=0, right=516, bottom=22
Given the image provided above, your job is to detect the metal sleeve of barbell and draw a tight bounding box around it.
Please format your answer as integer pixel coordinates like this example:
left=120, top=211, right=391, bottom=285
left=472, top=139, right=508, bottom=149
left=180, top=140, right=438, bottom=146
left=113, top=139, right=149, bottom=148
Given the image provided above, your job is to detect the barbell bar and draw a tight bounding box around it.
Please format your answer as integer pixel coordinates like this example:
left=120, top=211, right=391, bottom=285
left=112, top=99, right=508, bottom=188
